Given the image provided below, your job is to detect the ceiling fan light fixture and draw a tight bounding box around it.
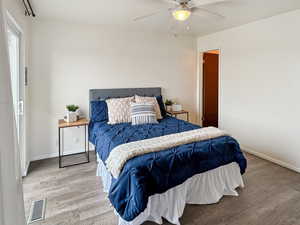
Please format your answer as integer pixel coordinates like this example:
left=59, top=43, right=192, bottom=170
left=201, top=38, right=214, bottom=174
left=172, top=8, right=191, bottom=21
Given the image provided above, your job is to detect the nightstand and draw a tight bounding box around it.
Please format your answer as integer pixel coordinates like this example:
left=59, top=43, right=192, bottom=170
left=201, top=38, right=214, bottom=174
left=167, top=110, right=189, bottom=122
left=58, top=118, right=90, bottom=168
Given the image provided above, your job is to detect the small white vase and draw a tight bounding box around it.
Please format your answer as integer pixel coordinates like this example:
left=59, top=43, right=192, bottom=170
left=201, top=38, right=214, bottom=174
left=65, top=111, right=78, bottom=123
left=172, top=104, right=182, bottom=112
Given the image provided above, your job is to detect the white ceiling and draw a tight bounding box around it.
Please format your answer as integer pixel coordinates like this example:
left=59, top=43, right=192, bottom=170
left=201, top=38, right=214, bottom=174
left=31, top=0, right=300, bottom=36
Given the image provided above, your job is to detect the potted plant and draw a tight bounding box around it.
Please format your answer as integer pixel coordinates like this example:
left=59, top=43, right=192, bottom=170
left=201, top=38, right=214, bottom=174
left=165, top=99, right=174, bottom=111
left=65, top=104, right=79, bottom=123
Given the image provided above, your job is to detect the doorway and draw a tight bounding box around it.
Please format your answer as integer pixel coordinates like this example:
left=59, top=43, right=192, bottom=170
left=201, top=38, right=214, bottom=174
left=202, top=49, right=219, bottom=127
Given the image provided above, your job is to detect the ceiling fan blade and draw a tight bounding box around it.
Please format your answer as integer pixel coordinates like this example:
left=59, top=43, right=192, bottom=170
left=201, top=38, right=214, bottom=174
left=190, top=0, right=231, bottom=7
left=133, top=12, right=161, bottom=22
left=192, top=7, right=225, bottom=19
left=161, top=0, right=180, bottom=5
left=133, top=8, right=174, bottom=22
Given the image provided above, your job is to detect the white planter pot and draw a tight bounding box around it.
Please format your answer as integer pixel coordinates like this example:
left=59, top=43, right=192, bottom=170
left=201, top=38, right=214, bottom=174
left=65, top=111, right=78, bottom=123
left=75, top=109, right=81, bottom=118
left=172, top=104, right=182, bottom=112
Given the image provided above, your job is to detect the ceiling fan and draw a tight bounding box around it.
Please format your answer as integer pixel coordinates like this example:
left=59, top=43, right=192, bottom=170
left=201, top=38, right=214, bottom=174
left=133, top=0, right=229, bottom=22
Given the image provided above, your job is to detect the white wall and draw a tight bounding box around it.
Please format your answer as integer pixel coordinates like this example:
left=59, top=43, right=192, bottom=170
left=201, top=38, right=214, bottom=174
left=29, top=21, right=197, bottom=161
left=197, top=10, right=300, bottom=172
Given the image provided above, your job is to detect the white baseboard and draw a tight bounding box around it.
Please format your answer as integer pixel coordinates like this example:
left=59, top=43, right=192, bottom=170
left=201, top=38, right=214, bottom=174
left=242, top=145, right=300, bottom=173
left=31, top=148, right=95, bottom=162
left=22, top=161, right=30, bottom=177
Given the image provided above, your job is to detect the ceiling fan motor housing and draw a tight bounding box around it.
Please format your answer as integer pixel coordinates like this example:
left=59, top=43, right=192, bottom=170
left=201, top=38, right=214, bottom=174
left=176, top=0, right=192, bottom=4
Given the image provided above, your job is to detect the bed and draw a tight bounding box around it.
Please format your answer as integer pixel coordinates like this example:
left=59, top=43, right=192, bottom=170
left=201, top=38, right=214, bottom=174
left=89, top=88, right=247, bottom=225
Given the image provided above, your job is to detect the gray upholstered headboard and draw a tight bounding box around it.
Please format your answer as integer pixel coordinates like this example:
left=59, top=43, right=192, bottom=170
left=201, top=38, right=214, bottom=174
left=89, top=87, right=162, bottom=118
left=89, top=87, right=161, bottom=101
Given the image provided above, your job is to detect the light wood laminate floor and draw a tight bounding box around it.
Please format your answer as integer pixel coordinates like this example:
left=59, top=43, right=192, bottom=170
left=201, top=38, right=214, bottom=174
left=23, top=152, right=300, bottom=225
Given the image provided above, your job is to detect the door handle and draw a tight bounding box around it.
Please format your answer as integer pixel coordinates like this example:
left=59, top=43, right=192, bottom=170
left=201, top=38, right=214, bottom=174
left=18, top=100, right=24, bottom=115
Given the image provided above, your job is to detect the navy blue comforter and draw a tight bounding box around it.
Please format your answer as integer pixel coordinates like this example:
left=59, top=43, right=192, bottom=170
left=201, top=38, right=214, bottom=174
left=89, top=116, right=247, bottom=221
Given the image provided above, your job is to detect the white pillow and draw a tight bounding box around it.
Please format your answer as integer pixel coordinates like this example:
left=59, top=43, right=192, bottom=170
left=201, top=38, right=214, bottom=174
left=106, top=96, right=134, bottom=124
left=135, top=95, right=162, bottom=120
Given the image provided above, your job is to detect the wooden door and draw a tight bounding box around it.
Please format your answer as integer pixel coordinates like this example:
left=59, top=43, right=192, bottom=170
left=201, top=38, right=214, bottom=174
left=202, top=52, right=219, bottom=127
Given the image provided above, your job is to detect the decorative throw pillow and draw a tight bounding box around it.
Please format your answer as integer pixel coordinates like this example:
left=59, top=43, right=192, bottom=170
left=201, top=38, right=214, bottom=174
left=155, top=95, right=167, bottom=118
left=90, top=100, right=108, bottom=122
left=135, top=95, right=163, bottom=119
left=106, top=97, right=134, bottom=124
left=131, top=102, right=158, bottom=125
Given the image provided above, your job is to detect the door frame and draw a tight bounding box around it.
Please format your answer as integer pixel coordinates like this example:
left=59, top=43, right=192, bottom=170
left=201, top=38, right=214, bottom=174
left=5, top=11, right=28, bottom=176
left=197, top=48, right=221, bottom=127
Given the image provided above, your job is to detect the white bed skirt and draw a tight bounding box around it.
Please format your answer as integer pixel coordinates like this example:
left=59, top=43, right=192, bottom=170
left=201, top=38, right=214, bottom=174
left=97, top=156, right=244, bottom=225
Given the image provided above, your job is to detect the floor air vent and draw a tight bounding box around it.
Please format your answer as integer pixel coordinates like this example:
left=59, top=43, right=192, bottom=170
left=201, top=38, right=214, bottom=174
left=27, top=199, right=46, bottom=224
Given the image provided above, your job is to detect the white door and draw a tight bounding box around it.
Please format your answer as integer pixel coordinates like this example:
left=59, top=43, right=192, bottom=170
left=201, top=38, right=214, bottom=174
left=0, top=3, right=26, bottom=224
left=6, top=18, right=25, bottom=175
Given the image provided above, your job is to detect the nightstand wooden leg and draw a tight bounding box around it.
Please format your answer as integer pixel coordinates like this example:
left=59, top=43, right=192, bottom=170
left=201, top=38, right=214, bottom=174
left=85, top=125, right=90, bottom=163
left=58, top=127, right=61, bottom=168
left=84, top=125, right=86, bottom=154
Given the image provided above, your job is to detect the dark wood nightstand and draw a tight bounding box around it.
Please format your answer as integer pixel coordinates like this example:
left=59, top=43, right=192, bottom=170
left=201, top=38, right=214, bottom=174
left=167, top=110, right=189, bottom=122
left=58, top=118, right=90, bottom=168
